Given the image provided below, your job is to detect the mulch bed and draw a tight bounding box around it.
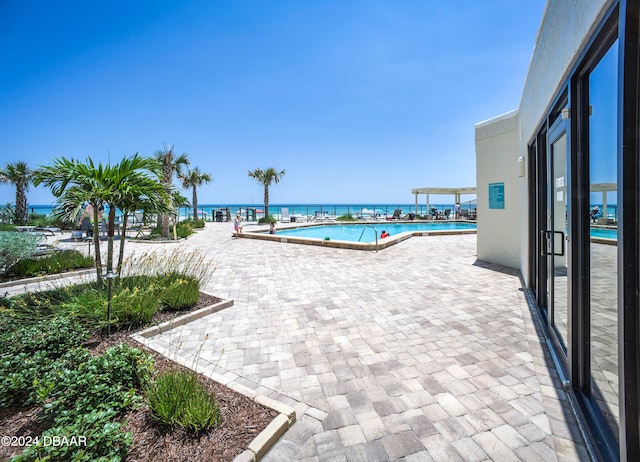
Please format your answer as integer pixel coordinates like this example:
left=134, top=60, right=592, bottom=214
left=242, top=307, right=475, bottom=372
left=0, top=293, right=279, bottom=462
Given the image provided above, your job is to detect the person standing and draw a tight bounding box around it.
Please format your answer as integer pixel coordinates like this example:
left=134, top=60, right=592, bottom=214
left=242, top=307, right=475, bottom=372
left=233, top=214, right=243, bottom=238
left=455, top=203, right=461, bottom=219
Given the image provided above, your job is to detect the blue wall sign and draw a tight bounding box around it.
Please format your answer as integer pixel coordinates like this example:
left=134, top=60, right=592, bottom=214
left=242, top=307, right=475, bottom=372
left=489, top=182, right=505, bottom=209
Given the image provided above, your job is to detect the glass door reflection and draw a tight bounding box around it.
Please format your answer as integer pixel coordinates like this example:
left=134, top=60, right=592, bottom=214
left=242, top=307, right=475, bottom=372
left=588, top=40, right=619, bottom=442
left=547, top=121, right=568, bottom=353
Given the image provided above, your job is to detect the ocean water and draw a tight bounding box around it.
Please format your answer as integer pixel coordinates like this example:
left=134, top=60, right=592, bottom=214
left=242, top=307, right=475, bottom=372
left=27, top=202, right=617, bottom=222
left=27, top=203, right=476, bottom=220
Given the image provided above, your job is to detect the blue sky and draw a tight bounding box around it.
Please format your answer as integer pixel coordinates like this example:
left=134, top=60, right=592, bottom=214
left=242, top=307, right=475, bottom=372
left=0, top=0, right=545, bottom=206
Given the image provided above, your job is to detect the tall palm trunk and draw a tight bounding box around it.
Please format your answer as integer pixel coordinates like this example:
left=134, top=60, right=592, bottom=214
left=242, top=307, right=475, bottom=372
left=106, top=205, right=117, bottom=273
left=15, top=182, right=28, bottom=225
left=162, top=163, right=172, bottom=238
left=117, top=213, right=129, bottom=274
left=192, top=187, right=198, bottom=221
left=92, top=204, right=103, bottom=288
left=263, top=187, right=269, bottom=218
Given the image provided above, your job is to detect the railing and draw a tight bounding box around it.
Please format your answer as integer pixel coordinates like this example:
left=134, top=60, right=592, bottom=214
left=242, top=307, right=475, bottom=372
left=358, top=224, right=378, bottom=252
left=178, top=204, right=456, bottom=222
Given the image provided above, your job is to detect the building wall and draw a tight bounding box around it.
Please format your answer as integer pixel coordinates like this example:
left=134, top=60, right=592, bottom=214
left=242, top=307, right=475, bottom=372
left=475, top=110, right=520, bottom=268
left=475, top=0, right=612, bottom=275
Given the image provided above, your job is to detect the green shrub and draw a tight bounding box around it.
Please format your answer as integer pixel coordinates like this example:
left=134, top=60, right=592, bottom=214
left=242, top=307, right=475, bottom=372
left=120, top=249, right=213, bottom=287
left=0, top=231, right=42, bottom=273
left=176, top=221, right=194, bottom=239
left=258, top=215, right=277, bottom=224
left=146, top=370, right=221, bottom=432
left=2, top=340, right=151, bottom=460
left=0, top=343, right=91, bottom=409
left=0, top=318, right=88, bottom=408
left=39, top=343, right=153, bottom=424
left=117, top=274, right=157, bottom=291
left=161, top=273, right=200, bottom=311
left=147, top=221, right=194, bottom=240
left=26, top=211, right=74, bottom=230
left=57, top=287, right=109, bottom=329
left=110, top=285, right=160, bottom=326
left=5, top=249, right=94, bottom=279
left=0, top=283, right=97, bottom=330
left=12, top=409, right=132, bottom=462
left=1, top=316, right=89, bottom=357
left=26, top=212, right=49, bottom=227
left=183, top=217, right=206, bottom=228
left=0, top=203, right=15, bottom=224
left=337, top=214, right=356, bottom=221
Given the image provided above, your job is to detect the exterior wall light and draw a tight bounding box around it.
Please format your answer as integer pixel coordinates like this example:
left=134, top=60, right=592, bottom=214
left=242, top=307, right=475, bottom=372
left=517, top=156, right=526, bottom=177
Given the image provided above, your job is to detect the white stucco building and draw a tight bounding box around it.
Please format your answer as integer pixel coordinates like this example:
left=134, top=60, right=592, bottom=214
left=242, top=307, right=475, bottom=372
left=475, top=1, right=640, bottom=460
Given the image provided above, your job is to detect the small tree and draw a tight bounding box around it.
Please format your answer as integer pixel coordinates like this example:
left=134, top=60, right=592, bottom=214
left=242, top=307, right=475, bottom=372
left=248, top=167, right=285, bottom=219
left=155, top=144, right=190, bottom=238
left=35, top=157, right=107, bottom=285
left=180, top=167, right=212, bottom=221
left=0, top=161, right=33, bottom=225
left=34, top=154, right=170, bottom=285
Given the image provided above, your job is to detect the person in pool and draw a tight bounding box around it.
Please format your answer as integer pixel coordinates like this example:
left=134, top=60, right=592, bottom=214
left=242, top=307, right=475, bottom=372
left=380, top=230, right=390, bottom=239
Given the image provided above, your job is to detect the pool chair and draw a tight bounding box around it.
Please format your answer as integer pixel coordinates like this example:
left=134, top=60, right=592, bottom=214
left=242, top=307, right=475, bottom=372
left=281, top=207, right=291, bottom=222
left=129, top=211, right=153, bottom=238
left=314, top=211, right=327, bottom=221
left=35, top=226, right=63, bottom=236
left=388, top=209, right=402, bottom=220
left=79, top=217, right=93, bottom=238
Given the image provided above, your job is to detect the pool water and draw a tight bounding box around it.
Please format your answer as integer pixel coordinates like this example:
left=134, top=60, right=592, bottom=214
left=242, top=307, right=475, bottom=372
left=276, top=222, right=476, bottom=243
left=590, top=227, right=617, bottom=240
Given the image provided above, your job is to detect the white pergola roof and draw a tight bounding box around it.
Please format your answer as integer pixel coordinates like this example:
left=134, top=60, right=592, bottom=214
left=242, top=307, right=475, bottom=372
left=590, top=182, right=617, bottom=192
left=410, top=186, right=476, bottom=195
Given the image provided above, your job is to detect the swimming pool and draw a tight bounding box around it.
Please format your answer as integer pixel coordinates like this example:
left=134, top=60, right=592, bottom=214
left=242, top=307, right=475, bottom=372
left=274, top=221, right=476, bottom=243
left=590, top=227, right=617, bottom=241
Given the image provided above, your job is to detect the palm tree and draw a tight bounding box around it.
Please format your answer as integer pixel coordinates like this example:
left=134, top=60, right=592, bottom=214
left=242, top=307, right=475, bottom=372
left=34, top=157, right=108, bottom=284
left=155, top=143, right=190, bottom=238
left=103, top=154, right=170, bottom=273
left=248, top=167, right=286, bottom=219
left=180, top=167, right=212, bottom=221
left=34, top=154, right=170, bottom=283
left=0, top=161, right=33, bottom=225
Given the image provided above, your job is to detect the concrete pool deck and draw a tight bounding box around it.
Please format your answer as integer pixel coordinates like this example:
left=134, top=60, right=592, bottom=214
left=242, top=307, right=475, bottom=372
left=57, top=223, right=590, bottom=460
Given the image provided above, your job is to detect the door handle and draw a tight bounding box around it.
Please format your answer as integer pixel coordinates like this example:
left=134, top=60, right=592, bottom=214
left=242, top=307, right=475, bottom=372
left=540, top=230, right=565, bottom=256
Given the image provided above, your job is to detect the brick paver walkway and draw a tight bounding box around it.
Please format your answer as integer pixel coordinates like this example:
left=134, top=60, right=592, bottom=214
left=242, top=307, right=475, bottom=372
left=55, top=223, right=591, bottom=461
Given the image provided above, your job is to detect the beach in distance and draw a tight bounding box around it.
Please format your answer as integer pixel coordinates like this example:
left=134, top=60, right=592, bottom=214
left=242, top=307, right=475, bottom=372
left=26, top=203, right=478, bottom=221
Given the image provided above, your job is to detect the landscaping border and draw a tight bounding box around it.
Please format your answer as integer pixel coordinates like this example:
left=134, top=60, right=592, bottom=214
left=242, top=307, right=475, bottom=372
left=0, top=268, right=95, bottom=289
left=132, top=294, right=296, bottom=462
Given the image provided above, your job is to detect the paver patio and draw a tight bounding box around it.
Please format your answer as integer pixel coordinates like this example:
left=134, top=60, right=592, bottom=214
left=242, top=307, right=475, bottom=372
left=56, top=223, right=591, bottom=461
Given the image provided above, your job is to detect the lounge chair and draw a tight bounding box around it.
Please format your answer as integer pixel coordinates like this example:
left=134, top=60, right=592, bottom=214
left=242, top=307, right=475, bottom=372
left=133, top=211, right=145, bottom=224
left=79, top=217, right=93, bottom=237
left=388, top=209, right=402, bottom=220
left=35, top=226, right=63, bottom=236
left=281, top=207, right=291, bottom=223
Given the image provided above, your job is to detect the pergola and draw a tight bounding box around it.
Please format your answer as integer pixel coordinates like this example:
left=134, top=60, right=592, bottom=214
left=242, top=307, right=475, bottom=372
left=410, top=186, right=477, bottom=215
left=590, top=182, right=617, bottom=220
